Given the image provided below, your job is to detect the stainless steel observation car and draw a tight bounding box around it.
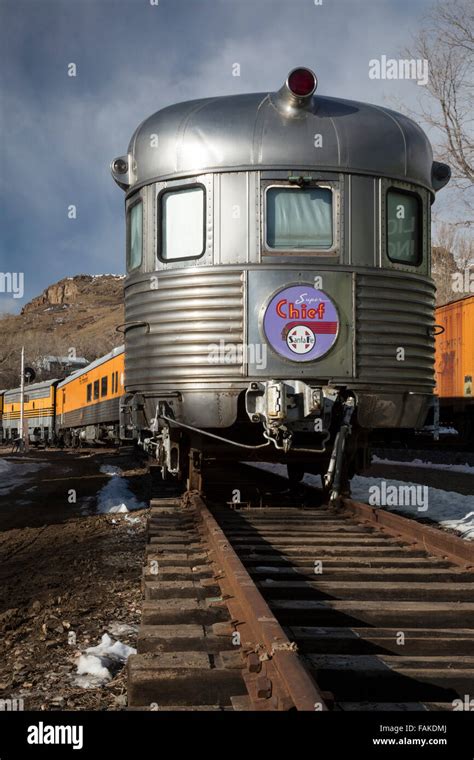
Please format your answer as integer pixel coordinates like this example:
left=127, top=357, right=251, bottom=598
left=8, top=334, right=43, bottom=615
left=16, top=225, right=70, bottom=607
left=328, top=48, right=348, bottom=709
left=111, top=67, right=450, bottom=497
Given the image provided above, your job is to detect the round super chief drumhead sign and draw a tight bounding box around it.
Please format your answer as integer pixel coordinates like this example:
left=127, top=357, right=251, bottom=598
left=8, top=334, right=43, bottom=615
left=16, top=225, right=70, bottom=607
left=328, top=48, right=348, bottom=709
left=263, top=285, right=339, bottom=362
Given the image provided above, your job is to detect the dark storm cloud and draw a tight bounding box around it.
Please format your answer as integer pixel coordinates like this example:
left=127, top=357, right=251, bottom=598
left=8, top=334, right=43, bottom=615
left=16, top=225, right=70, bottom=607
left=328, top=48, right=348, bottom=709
left=0, top=0, right=434, bottom=312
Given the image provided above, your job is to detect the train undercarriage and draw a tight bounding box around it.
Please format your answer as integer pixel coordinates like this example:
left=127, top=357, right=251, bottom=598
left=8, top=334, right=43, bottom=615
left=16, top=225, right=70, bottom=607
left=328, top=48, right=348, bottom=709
left=120, top=381, right=372, bottom=503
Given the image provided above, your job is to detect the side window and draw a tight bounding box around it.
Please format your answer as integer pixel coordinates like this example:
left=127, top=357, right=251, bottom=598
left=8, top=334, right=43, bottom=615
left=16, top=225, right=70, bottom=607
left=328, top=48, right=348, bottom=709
left=87, top=384, right=92, bottom=402
left=127, top=200, right=143, bottom=271
left=101, top=377, right=108, bottom=397
left=160, top=186, right=205, bottom=261
left=387, top=190, right=421, bottom=265
left=93, top=380, right=99, bottom=400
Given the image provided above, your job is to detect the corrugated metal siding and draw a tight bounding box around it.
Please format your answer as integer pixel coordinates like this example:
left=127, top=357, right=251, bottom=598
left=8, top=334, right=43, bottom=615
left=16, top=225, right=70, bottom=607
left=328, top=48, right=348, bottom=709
left=356, top=273, right=436, bottom=388
left=58, top=398, right=119, bottom=428
left=2, top=414, right=55, bottom=432
left=125, top=270, right=244, bottom=386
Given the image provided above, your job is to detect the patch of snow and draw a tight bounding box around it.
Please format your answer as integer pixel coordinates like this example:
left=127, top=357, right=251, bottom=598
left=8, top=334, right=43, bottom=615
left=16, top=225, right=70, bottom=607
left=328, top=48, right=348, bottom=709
left=439, top=426, right=459, bottom=435
left=86, top=633, right=135, bottom=661
left=372, top=456, right=474, bottom=474
left=351, top=475, right=474, bottom=540
left=91, top=274, right=125, bottom=279
left=124, top=515, right=141, bottom=524
left=111, top=503, right=130, bottom=514
left=74, top=633, right=136, bottom=688
left=96, top=466, right=146, bottom=514
left=100, top=464, right=123, bottom=476
left=107, top=622, right=139, bottom=637
left=0, top=458, right=47, bottom=496
left=76, top=654, right=111, bottom=683
left=441, top=512, right=474, bottom=540
left=245, top=462, right=474, bottom=541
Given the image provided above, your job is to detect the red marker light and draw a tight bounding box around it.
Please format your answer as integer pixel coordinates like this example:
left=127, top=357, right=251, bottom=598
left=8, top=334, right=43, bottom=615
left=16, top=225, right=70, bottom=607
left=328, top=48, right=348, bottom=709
left=287, top=68, right=317, bottom=97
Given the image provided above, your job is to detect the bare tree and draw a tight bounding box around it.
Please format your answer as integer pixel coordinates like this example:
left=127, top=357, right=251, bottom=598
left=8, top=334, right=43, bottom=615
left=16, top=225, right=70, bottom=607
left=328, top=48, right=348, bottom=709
left=432, top=221, right=474, bottom=304
left=405, top=0, right=473, bottom=226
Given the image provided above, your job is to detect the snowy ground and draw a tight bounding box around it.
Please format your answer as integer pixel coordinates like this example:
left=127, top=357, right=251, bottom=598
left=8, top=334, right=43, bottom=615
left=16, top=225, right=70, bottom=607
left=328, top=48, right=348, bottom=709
left=0, top=458, right=47, bottom=496
left=74, top=633, right=136, bottom=689
left=246, top=462, right=474, bottom=541
left=372, top=455, right=474, bottom=475
left=96, top=465, right=147, bottom=514
left=351, top=475, right=474, bottom=540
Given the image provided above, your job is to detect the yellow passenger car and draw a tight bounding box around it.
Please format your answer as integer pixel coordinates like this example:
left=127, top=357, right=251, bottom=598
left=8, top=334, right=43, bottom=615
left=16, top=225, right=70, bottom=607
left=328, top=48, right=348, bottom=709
left=0, top=391, right=4, bottom=441
left=2, top=380, right=58, bottom=444
left=56, top=346, right=124, bottom=445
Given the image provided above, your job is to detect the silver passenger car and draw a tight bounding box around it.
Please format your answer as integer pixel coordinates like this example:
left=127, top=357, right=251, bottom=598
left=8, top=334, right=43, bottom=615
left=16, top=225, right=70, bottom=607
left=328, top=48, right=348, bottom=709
left=111, top=67, right=450, bottom=495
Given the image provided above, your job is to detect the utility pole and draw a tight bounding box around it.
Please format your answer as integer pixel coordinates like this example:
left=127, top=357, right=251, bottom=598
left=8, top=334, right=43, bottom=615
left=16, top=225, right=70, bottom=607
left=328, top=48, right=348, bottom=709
left=19, top=346, right=25, bottom=443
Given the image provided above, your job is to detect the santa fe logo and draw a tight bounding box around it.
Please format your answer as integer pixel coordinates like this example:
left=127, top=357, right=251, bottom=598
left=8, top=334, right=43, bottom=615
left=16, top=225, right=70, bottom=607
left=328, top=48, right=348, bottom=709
left=286, top=324, right=316, bottom=354
left=263, top=284, right=339, bottom=363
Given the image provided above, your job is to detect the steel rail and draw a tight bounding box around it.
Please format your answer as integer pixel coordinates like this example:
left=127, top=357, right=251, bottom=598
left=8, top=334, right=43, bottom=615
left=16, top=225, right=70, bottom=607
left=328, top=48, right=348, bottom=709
left=189, top=491, right=328, bottom=711
left=342, top=498, right=474, bottom=568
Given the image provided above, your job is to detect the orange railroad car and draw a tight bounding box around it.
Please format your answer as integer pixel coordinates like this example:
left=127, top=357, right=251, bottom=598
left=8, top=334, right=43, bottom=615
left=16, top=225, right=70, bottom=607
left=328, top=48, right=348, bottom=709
left=56, top=346, right=124, bottom=445
left=435, top=295, right=473, bottom=441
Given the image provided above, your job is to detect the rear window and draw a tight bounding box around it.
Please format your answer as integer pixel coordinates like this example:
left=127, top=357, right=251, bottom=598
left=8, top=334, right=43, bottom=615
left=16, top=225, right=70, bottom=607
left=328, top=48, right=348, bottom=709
left=387, top=190, right=421, bottom=265
left=266, top=187, right=333, bottom=250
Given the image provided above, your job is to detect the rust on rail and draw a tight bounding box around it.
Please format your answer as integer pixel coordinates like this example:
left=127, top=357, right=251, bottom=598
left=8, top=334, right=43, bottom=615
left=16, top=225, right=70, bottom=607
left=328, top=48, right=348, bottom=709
left=342, top=498, right=474, bottom=568
left=188, top=491, right=328, bottom=711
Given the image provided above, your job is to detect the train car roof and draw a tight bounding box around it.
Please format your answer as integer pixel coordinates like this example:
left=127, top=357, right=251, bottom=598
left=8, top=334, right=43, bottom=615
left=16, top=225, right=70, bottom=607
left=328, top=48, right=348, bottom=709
left=57, top=345, right=125, bottom=388
left=436, top=294, right=474, bottom=311
left=115, top=71, right=438, bottom=195
left=4, top=379, right=59, bottom=401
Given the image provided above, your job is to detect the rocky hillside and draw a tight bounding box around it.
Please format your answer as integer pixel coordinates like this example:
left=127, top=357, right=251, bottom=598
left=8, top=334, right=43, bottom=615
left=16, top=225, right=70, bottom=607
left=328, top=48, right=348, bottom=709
left=0, top=275, right=124, bottom=388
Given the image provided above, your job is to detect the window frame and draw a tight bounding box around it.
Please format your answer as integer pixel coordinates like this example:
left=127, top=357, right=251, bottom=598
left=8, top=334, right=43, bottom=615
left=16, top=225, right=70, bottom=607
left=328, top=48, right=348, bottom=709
left=86, top=384, right=92, bottom=403
left=101, top=376, right=108, bottom=398
left=262, top=181, right=340, bottom=257
left=157, top=183, right=207, bottom=263
left=126, top=197, right=144, bottom=272
left=93, top=380, right=100, bottom=401
left=385, top=187, right=423, bottom=267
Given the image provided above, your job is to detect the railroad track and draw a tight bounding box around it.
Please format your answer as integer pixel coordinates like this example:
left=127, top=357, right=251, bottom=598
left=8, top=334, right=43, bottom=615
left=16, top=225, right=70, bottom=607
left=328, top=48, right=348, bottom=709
left=127, top=463, right=474, bottom=711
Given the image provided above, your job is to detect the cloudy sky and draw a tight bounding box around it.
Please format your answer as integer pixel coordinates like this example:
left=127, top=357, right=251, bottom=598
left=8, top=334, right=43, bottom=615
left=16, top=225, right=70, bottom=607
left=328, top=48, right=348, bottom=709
left=0, top=0, right=445, bottom=312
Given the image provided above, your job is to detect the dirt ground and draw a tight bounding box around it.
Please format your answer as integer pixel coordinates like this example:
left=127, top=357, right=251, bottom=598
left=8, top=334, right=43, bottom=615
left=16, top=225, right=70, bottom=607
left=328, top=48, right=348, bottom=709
left=0, top=448, right=151, bottom=711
